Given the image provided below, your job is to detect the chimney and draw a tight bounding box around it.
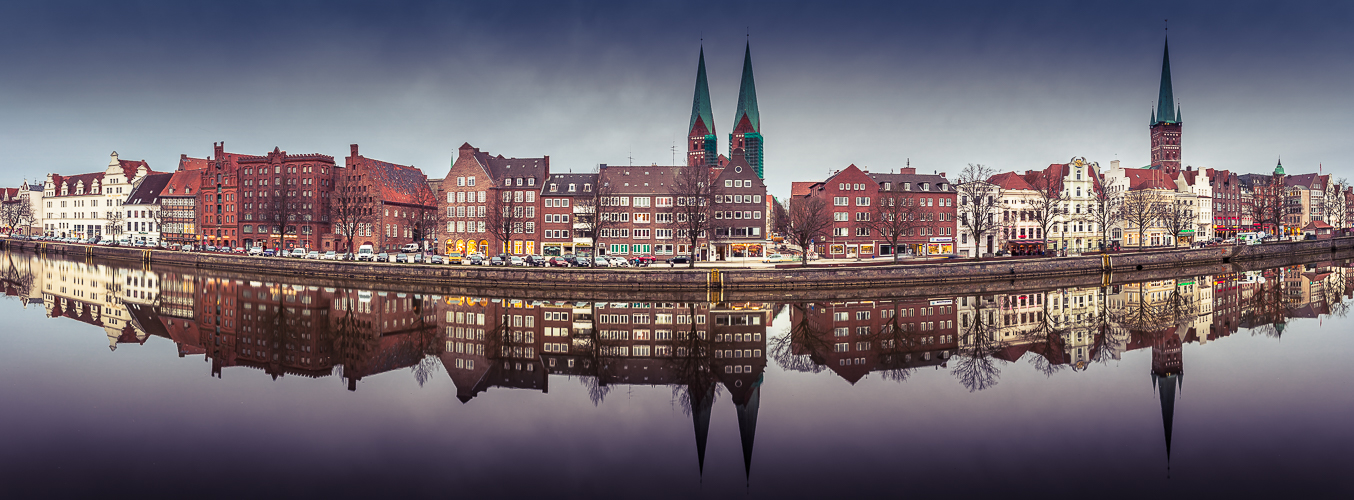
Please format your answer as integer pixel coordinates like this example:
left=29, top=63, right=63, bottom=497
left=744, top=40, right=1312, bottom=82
left=940, top=172, right=946, bottom=178
left=351, top=144, right=359, bottom=157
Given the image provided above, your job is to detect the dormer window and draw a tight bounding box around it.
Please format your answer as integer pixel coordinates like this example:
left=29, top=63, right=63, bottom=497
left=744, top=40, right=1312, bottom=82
left=528, top=177, right=535, bottom=187
left=883, top=182, right=891, bottom=191
left=568, top=183, right=576, bottom=193
left=550, top=183, right=558, bottom=192
left=921, top=183, right=929, bottom=191
left=584, top=183, right=592, bottom=192
left=938, top=183, right=947, bottom=191
left=904, top=183, right=911, bottom=191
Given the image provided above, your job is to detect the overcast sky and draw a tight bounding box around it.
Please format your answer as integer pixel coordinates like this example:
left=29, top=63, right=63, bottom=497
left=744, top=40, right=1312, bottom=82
left=2, top=0, right=1351, bottom=199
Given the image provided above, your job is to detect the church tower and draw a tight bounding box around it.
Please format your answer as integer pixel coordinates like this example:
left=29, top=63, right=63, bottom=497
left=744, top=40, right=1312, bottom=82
left=730, top=42, right=764, bottom=178
left=1150, top=37, right=1182, bottom=175
left=687, top=47, right=718, bottom=168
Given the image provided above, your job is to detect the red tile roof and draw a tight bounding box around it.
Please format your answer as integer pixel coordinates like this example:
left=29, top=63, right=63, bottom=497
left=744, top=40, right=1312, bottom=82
left=988, top=172, right=1033, bottom=191
left=354, top=156, right=434, bottom=206
left=48, top=172, right=106, bottom=197
left=1122, top=168, right=1176, bottom=190
left=163, top=169, right=202, bottom=197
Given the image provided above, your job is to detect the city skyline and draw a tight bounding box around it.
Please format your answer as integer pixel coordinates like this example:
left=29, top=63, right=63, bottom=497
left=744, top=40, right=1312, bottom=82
left=2, top=1, right=1352, bottom=200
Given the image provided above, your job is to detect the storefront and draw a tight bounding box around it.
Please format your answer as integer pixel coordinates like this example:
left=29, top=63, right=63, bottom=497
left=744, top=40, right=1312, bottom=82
left=1006, top=240, right=1045, bottom=255
left=925, top=237, right=954, bottom=255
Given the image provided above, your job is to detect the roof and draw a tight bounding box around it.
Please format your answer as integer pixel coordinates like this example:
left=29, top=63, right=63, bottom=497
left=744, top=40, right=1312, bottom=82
left=0, top=188, right=17, bottom=201
left=987, top=172, right=1034, bottom=191
left=542, top=173, right=599, bottom=197
left=47, top=172, right=106, bottom=197
left=353, top=156, right=433, bottom=206
left=1122, top=168, right=1176, bottom=190
left=474, top=150, right=549, bottom=187
left=732, top=42, right=760, bottom=134
left=867, top=172, right=953, bottom=192
left=163, top=169, right=201, bottom=197
left=1154, top=38, right=1178, bottom=125
left=1285, top=173, right=1319, bottom=189
left=688, top=47, right=715, bottom=136
left=1304, top=220, right=1333, bottom=230
left=790, top=182, right=816, bottom=198
left=117, top=159, right=151, bottom=179
left=124, top=173, right=173, bottom=206
left=598, top=165, right=681, bottom=195
left=178, top=155, right=210, bottom=171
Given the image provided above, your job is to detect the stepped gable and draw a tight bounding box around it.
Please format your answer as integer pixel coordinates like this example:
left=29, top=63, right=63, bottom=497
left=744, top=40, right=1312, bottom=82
left=116, top=158, right=153, bottom=178
left=124, top=173, right=173, bottom=205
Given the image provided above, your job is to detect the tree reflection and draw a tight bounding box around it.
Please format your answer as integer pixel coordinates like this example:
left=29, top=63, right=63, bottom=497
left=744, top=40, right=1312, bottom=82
left=953, top=296, right=1003, bottom=392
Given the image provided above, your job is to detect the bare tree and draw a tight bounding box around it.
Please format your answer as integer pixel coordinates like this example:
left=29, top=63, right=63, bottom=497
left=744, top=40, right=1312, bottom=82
left=1155, top=196, right=1198, bottom=248
left=258, top=186, right=308, bottom=250
left=573, top=177, right=616, bottom=257
left=408, top=187, right=442, bottom=254
left=666, top=165, right=718, bottom=267
left=485, top=187, right=528, bottom=256
left=857, top=190, right=929, bottom=262
left=106, top=209, right=125, bottom=241
left=956, top=163, right=1004, bottom=258
left=782, top=197, right=833, bottom=267
left=1081, top=180, right=1121, bottom=252
left=329, top=173, right=377, bottom=254
left=952, top=296, right=1004, bottom=392
left=770, top=197, right=790, bottom=237
left=1323, top=178, right=1348, bottom=230
left=0, top=202, right=30, bottom=235
left=1121, top=189, right=1166, bottom=250
left=1246, top=177, right=1285, bottom=237
left=1027, top=173, right=1068, bottom=254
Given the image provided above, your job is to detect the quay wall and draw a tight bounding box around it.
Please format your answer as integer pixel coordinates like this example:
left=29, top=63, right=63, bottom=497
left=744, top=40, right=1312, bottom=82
left=4, top=237, right=1352, bottom=294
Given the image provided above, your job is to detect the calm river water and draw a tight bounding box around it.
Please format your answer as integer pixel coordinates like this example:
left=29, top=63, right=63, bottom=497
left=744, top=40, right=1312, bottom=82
left=2, top=251, right=1351, bottom=498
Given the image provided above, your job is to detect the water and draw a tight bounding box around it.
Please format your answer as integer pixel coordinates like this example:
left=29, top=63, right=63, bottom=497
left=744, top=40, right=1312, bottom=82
left=2, top=251, right=1351, bottom=498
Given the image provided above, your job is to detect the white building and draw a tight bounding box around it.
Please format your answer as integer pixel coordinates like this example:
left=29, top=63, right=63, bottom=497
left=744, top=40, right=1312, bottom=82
left=122, top=173, right=174, bottom=245
left=42, top=152, right=154, bottom=239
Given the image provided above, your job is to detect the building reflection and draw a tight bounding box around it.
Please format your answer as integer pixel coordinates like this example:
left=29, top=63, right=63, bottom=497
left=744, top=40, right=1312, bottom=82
left=6, top=249, right=1354, bottom=480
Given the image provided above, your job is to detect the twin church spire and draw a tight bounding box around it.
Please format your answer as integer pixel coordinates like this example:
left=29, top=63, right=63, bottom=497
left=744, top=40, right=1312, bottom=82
left=687, top=42, right=764, bottom=178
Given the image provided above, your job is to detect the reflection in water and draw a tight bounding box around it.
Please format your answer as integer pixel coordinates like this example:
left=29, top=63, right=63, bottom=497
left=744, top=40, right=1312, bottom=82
left=3, top=250, right=1353, bottom=486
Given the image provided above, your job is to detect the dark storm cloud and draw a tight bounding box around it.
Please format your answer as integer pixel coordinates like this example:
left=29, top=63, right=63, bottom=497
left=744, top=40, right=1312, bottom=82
left=2, top=0, right=1352, bottom=197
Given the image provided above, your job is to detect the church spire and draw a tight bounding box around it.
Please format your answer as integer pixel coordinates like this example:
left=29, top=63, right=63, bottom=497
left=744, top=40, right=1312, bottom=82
left=729, top=41, right=765, bottom=178
left=736, top=380, right=762, bottom=481
left=689, top=47, right=715, bottom=138
left=1155, top=38, right=1177, bottom=125
left=687, top=47, right=717, bottom=168
left=732, top=41, right=760, bottom=135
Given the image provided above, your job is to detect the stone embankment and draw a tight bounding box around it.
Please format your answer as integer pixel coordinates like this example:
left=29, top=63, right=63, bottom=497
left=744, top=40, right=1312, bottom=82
left=4, top=237, right=1352, bottom=296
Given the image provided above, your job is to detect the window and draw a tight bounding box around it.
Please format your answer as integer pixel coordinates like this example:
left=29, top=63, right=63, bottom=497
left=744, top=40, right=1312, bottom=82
left=834, top=197, right=848, bottom=206
left=856, top=197, right=870, bottom=206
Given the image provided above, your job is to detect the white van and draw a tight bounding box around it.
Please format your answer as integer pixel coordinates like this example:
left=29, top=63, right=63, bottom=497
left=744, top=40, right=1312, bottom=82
left=357, top=245, right=375, bottom=261
left=401, top=243, right=420, bottom=253
left=291, top=248, right=308, bottom=258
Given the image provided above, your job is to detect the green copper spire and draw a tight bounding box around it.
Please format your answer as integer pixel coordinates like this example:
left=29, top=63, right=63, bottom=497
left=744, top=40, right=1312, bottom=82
left=689, top=47, right=716, bottom=136
left=1274, top=157, right=1285, bottom=176
left=1155, top=38, right=1177, bottom=124
left=732, top=42, right=760, bottom=133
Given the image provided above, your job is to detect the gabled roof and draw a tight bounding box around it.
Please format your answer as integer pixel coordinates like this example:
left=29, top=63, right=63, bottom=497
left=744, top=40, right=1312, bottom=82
left=163, top=169, right=201, bottom=197
left=988, top=172, right=1034, bottom=191
left=124, top=173, right=173, bottom=206
left=355, top=156, right=433, bottom=206
left=0, top=188, right=17, bottom=201
left=475, top=150, right=549, bottom=187
left=1122, top=168, right=1176, bottom=190
left=116, top=159, right=151, bottom=179
left=790, top=182, right=816, bottom=198
left=178, top=155, right=210, bottom=171
left=1304, top=220, right=1333, bottom=230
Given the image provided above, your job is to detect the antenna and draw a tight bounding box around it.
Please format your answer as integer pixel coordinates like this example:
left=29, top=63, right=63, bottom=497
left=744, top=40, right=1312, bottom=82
left=671, top=141, right=677, bottom=166
left=628, top=147, right=633, bottom=166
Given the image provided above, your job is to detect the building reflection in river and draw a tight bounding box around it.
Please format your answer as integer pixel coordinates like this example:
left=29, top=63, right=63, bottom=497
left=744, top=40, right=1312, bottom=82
left=4, top=250, right=1354, bottom=481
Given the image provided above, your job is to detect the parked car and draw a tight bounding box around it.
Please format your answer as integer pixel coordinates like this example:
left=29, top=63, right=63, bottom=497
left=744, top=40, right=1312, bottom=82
left=248, top=246, right=264, bottom=256
left=401, top=243, right=420, bottom=253
left=428, top=255, right=446, bottom=265
left=632, top=256, right=657, bottom=266
left=489, top=256, right=505, bottom=266
left=394, top=253, right=410, bottom=263
left=547, top=256, right=571, bottom=267
left=447, top=252, right=463, bottom=264
left=571, top=256, right=593, bottom=268
left=411, top=253, right=425, bottom=264
left=594, top=256, right=612, bottom=267
left=609, top=256, right=631, bottom=267
left=262, top=249, right=276, bottom=257
left=357, top=244, right=375, bottom=261
left=526, top=255, right=547, bottom=267
left=291, top=248, right=308, bottom=258
left=305, top=251, right=320, bottom=259
left=321, top=251, right=337, bottom=260
left=509, top=256, right=526, bottom=266
left=666, top=256, right=691, bottom=265
left=468, top=254, right=485, bottom=265
left=375, top=252, right=389, bottom=262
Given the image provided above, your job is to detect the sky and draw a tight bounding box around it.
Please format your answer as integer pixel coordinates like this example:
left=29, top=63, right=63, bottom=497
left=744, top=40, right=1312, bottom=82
left=1, top=0, right=1352, bottom=199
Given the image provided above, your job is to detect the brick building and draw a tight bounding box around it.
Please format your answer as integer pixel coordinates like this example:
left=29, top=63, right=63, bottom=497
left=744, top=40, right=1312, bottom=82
left=792, top=164, right=957, bottom=259
left=160, top=155, right=208, bottom=246
left=1207, top=168, right=1244, bottom=237
left=539, top=173, right=597, bottom=256
left=203, top=143, right=338, bottom=251
left=439, top=142, right=549, bottom=256
left=341, top=144, right=437, bottom=253
left=709, top=149, right=770, bottom=259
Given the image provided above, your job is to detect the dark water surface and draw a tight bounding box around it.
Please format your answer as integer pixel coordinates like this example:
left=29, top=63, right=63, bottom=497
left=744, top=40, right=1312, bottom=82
left=2, top=252, right=1351, bottom=499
